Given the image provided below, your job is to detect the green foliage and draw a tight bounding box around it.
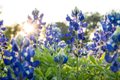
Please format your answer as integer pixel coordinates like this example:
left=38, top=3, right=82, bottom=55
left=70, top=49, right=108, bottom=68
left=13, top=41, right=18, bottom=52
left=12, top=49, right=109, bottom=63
left=1, top=41, right=120, bottom=80
left=55, top=22, right=69, bottom=42
left=56, top=22, right=68, bottom=34
left=32, top=47, right=120, bottom=80
left=0, top=60, right=7, bottom=77
left=85, top=12, right=103, bottom=30
left=4, top=24, right=21, bottom=39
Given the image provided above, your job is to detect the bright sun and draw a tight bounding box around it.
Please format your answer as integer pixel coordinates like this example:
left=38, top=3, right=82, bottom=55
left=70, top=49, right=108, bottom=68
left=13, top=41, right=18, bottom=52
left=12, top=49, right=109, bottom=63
left=17, top=21, right=46, bottom=41
left=17, top=22, right=36, bottom=37
left=23, top=23, right=35, bottom=34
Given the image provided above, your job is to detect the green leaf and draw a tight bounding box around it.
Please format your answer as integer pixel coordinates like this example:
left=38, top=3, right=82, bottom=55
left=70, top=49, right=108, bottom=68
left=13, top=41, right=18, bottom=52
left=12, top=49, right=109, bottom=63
left=51, top=77, right=57, bottom=80
left=117, top=57, right=120, bottom=62
left=62, top=64, right=72, bottom=73
left=45, top=67, right=52, bottom=77
left=105, top=64, right=111, bottom=69
left=89, top=55, right=97, bottom=64
left=69, top=73, right=76, bottom=80
left=96, top=65, right=103, bottom=71
left=35, top=68, right=44, bottom=77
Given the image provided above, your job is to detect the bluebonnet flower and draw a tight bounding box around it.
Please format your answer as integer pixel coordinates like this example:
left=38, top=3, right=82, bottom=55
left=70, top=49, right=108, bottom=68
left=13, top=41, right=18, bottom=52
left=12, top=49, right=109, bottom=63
left=92, top=31, right=100, bottom=42
left=107, top=12, right=120, bottom=26
left=0, top=69, right=14, bottom=80
left=98, top=12, right=120, bottom=43
left=90, top=28, right=119, bottom=71
left=71, top=7, right=80, bottom=17
left=0, top=13, right=40, bottom=79
left=66, top=15, right=72, bottom=21
left=78, top=48, right=88, bottom=56
left=105, top=53, right=118, bottom=63
left=54, top=54, right=68, bottom=64
left=78, top=11, right=85, bottom=21
left=32, top=8, right=39, bottom=20
left=0, top=20, right=9, bottom=58
left=43, top=24, right=68, bottom=64
left=58, top=41, right=67, bottom=49
left=0, top=20, right=3, bottom=26
left=106, top=43, right=118, bottom=52
left=101, top=22, right=113, bottom=32
left=0, top=20, right=8, bottom=46
left=100, top=12, right=120, bottom=72
left=25, top=9, right=46, bottom=48
left=0, top=20, right=13, bottom=79
left=2, top=38, right=40, bottom=79
left=99, top=22, right=115, bottom=42
left=31, top=8, right=46, bottom=25
left=77, top=28, right=85, bottom=40
left=93, top=13, right=119, bottom=43
left=44, top=24, right=62, bottom=51
left=65, top=8, right=88, bottom=57
left=88, top=12, right=119, bottom=57
left=110, top=61, right=120, bottom=72
left=111, top=27, right=120, bottom=43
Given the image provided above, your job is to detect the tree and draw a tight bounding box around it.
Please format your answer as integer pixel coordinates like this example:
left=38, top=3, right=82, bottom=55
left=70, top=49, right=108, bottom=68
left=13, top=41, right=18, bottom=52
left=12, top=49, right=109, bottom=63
left=55, top=22, right=69, bottom=41
left=85, top=12, right=103, bottom=31
left=4, top=24, right=21, bottom=39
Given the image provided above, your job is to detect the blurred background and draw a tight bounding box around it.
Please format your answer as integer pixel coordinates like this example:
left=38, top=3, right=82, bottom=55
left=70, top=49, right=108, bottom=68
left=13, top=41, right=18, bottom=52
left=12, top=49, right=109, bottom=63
left=0, top=0, right=120, bottom=40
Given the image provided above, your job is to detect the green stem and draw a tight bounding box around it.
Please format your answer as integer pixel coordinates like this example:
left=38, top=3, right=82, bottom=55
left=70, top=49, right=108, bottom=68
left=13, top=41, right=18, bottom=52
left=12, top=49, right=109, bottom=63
left=58, top=64, right=62, bottom=80
left=75, top=31, right=79, bottom=80
left=76, top=56, right=79, bottom=80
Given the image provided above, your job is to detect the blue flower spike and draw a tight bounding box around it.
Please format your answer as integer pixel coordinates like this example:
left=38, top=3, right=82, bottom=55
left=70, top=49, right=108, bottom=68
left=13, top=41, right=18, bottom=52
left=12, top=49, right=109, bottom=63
left=110, top=61, right=120, bottom=72
left=54, top=54, right=68, bottom=64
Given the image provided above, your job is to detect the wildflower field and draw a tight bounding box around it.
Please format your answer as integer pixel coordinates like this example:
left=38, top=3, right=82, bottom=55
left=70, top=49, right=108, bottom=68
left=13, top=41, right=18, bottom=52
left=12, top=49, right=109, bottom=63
left=0, top=7, right=120, bottom=80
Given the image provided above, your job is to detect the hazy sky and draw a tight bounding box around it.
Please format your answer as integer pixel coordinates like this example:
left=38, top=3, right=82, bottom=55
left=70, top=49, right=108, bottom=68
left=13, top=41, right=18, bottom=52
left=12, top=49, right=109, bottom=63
left=0, top=0, right=120, bottom=25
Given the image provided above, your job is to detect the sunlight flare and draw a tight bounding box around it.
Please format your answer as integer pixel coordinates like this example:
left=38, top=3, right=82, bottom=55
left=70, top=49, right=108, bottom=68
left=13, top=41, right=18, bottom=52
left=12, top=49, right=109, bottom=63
left=22, top=23, right=35, bottom=34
